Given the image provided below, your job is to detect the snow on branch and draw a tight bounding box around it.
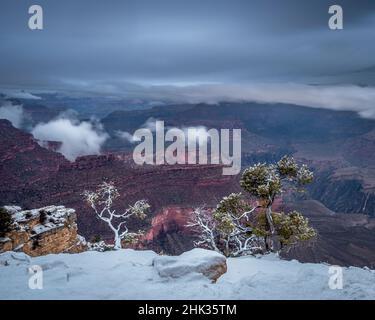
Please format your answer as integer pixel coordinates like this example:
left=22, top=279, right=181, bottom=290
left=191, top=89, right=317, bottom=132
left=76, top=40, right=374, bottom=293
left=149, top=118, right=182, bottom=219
left=83, top=182, right=150, bottom=250
left=187, top=202, right=263, bottom=257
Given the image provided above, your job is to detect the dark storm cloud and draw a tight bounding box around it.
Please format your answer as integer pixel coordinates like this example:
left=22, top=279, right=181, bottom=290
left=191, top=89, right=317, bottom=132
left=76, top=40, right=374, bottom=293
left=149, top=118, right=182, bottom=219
left=0, top=0, right=375, bottom=89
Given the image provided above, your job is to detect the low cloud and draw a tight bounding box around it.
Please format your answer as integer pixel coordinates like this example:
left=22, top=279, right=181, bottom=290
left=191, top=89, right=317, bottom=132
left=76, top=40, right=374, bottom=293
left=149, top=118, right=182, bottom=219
left=32, top=117, right=109, bottom=161
left=141, top=117, right=159, bottom=132
left=116, top=130, right=135, bottom=143
left=181, top=83, right=375, bottom=118
left=54, top=81, right=375, bottom=119
left=0, top=102, right=24, bottom=128
left=140, top=83, right=375, bottom=119
left=1, top=89, right=41, bottom=100
left=117, top=118, right=211, bottom=147
left=116, top=117, right=159, bottom=144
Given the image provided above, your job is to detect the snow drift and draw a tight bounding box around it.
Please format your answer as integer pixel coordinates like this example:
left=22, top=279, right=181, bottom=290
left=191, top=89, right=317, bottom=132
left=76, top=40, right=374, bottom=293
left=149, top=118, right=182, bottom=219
left=0, top=249, right=374, bottom=300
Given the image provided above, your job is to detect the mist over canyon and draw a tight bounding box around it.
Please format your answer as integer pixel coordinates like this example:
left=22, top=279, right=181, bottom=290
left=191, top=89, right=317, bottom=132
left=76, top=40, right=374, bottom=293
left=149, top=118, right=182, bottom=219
left=1, top=92, right=375, bottom=268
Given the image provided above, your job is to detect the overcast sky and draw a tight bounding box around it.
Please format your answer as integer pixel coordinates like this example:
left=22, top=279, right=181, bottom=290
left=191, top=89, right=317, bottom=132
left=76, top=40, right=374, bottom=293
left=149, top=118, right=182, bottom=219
left=1, top=0, right=375, bottom=93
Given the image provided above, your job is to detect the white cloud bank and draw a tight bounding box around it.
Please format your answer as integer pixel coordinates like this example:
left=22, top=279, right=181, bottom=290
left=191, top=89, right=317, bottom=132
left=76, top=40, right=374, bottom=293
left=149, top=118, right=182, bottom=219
left=148, top=83, right=375, bottom=118
left=0, top=102, right=24, bottom=128
left=1, top=89, right=41, bottom=100
left=32, top=118, right=109, bottom=161
left=62, top=81, right=375, bottom=119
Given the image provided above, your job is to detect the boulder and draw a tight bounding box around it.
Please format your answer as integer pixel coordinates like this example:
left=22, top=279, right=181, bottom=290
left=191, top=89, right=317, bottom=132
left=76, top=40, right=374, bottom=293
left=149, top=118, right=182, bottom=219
left=153, top=248, right=227, bottom=282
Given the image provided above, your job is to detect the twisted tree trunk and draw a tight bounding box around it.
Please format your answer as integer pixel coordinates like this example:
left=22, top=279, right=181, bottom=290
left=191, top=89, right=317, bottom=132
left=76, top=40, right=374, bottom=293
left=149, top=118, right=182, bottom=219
left=265, top=205, right=280, bottom=252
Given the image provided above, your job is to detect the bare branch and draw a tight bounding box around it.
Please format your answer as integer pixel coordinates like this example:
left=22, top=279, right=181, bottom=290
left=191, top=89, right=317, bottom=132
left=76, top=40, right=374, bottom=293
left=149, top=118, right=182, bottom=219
left=82, top=182, right=150, bottom=249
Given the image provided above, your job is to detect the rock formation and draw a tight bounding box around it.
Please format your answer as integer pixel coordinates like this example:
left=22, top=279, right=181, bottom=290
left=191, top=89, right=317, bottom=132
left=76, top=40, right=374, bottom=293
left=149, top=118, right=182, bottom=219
left=0, top=205, right=86, bottom=256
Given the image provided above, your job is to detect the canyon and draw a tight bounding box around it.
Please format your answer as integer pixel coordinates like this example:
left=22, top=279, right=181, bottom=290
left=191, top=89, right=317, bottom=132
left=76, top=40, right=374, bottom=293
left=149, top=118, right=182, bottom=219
left=0, top=118, right=239, bottom=246
left=1, top=100, right=375, bottom=267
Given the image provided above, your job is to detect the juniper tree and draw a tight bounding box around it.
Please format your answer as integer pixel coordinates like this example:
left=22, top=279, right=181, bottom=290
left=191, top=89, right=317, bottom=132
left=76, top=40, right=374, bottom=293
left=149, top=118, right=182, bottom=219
left=83, top=182, right=150, bottom=250
left=240, top=156, right=314, bottom=251
left=188, top=156, right=316, bottom=257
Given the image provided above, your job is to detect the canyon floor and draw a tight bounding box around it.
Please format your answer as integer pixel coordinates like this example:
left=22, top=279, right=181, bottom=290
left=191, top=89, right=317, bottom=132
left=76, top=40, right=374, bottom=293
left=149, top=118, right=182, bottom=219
left=1, top=249, right=375, bottom=300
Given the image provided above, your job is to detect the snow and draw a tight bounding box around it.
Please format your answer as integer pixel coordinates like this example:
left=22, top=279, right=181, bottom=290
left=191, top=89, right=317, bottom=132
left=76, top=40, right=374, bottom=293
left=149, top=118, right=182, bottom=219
left=32, top=223, right=59, bottom=235
left=87, top=241, right=113, bottom=252
left=76, top=235, right=87, bottom=246
left=153, top=248, right=226, bottom=280
left=0, top=249, right=375, bottom=300
left=4, top=205, right=75, bottom=225
left=2, top=206, right=22, bottom=215
left=0, top=237, right=11, bottom=243
left=2, top=205, right=76, bottom=234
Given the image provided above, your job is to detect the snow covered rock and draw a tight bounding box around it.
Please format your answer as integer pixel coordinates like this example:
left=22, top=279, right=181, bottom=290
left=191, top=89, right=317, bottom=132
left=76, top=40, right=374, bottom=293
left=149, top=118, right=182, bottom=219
left=153, top=248, right=227, bottom=282
left=0, top=205, right=87, bottom=256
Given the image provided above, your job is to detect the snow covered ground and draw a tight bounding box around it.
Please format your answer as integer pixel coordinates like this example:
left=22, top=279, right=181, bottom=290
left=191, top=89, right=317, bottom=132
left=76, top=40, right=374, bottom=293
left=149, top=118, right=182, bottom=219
left=1, top=249, right=375, bottom=300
